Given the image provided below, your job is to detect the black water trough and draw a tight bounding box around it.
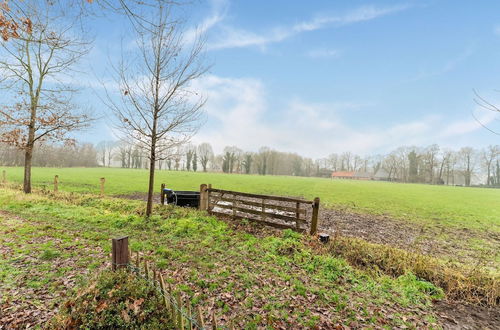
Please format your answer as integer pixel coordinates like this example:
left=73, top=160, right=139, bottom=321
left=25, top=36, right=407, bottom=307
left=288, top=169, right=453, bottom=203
left=162, top=188, right=200, bottom=208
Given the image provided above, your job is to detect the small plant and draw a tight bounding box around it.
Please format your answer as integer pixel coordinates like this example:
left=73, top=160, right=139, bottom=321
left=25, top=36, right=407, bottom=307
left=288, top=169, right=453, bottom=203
left=50, top=270, right=172, bottom=329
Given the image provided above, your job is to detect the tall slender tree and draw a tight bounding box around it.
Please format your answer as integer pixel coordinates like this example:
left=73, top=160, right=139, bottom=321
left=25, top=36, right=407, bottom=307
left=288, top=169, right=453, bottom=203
left=105, top=1, right=207, bottom=216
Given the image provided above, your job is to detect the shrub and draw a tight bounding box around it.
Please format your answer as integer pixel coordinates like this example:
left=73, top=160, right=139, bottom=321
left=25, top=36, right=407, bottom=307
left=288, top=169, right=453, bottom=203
left=50, top=270, right=172, bottom=329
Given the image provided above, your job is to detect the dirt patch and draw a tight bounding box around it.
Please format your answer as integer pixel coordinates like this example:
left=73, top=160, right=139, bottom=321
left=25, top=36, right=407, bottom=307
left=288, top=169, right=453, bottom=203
left=114, top=192, right=162, bottom=204
left=434, top=300, right=500, bottom=330
left=319, top=208, right=500, bottom=271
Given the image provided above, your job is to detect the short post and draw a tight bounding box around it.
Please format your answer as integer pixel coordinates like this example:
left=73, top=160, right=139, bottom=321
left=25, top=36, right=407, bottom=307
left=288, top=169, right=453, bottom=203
left=207, top=184, right=212, bottom=213
left=111, top=236, right=129, bottom=270
left=54, top=175, right=59, bottom=193
left=100, top=177, right=105, bottom=196
left=160, top=183, right=166, bottom=205
left=199, top=184, right=207, bottom=211
left=310, top=197, right=320, bottom=235
left=2, top=170, right=6, bottom=184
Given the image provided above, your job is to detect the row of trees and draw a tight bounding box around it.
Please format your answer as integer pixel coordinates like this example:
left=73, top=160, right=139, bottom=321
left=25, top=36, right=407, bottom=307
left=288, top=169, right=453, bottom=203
left=92, top=140, right=500, bottom=186
left=2, top=136, right=498, bottom=187
left=0, top=142, right=97, bottom=167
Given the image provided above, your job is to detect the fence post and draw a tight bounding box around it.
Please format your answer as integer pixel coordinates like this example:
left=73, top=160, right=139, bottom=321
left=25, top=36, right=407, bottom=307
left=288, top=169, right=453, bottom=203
left=2, top=170, right=6, bottom=184
left=54, top=175, right=59, bottom=193
left=199, top=184, right=207, bottom=211
left=207, top=184, right=212, bottom=213
left=160, top=183, right=165, bottom=205
left=111, top=236, right=129, bottom=270
left=100, top=177, right=105, bottom=196
left=310, top=197, right=320, bottom=235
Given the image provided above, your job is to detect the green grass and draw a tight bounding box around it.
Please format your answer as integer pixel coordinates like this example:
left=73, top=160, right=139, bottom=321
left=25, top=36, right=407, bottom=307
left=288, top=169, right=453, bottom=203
left=0, top=189, right=444, bottom=328
left=2, top=166, right=500, bottom=232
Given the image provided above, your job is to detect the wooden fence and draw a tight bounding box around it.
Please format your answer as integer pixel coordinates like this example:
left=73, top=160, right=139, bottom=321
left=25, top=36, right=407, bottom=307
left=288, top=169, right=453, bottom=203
left=199, top=184, right=320, bottom=235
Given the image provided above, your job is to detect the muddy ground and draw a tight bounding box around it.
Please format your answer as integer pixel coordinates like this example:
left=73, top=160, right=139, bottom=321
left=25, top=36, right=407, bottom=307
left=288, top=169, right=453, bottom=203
left=319, top=208, right=500, bottom=271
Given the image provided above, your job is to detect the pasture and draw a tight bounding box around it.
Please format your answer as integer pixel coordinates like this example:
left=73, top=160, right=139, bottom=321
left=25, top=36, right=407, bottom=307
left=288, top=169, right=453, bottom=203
left=2, top=166, right=499, bottom=233
left=2, top=166, right=499, bottom=273
left=1, top=168, right=499, bottom=327
left=0, top=190, right=445, bottom=328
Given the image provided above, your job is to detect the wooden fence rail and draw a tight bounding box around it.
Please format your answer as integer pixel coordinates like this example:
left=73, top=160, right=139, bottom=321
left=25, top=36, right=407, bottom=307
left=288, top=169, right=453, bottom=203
left=199, top=184, right=320, bottom=235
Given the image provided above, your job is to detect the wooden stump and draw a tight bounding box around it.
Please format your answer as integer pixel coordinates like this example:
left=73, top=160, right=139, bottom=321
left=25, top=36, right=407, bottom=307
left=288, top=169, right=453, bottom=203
left=54, top=175, right=59, bottom=193
left=199, top=184, right=208, bottom=211
left=111, top=236, right=129, bottom=270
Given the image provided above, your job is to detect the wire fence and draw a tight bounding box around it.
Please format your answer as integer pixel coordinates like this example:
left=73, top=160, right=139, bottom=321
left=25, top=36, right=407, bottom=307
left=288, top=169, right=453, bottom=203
left=124, top=251, right=232, bottom=330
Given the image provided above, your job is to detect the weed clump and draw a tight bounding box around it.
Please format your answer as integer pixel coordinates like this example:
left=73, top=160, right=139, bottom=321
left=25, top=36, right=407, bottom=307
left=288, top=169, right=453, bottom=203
left=328, top=236, right=499, bottom=306
left=50, top=270, right=172, bottom=329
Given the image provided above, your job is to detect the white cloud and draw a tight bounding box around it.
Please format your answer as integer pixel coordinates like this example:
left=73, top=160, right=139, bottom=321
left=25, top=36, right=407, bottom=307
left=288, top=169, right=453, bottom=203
left=184, top=0, right=229, bottom=45
left=439, top=108, right=498, bottom=138
left=191, top=74, right=490, bottom=158
left=207, top=4, right=412, bottom=50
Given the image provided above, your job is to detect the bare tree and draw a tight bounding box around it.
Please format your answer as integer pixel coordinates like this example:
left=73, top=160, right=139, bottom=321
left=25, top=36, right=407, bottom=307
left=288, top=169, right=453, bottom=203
left=0, top=1, right=92, bottom=193
left=197, top=142, right=213, bottom=172
left=481, top=145, right=500, bottom=185
left=105, top=1, right=207, bottom=216
left=422, top=144, right=439, bottom=184
left=255, top=147, right=271, bottom=175
left=242, top=152, right=253, bottom=174
left=185, top=144, right=195, bottom=171
left=458, top=147, right=476, bottom=187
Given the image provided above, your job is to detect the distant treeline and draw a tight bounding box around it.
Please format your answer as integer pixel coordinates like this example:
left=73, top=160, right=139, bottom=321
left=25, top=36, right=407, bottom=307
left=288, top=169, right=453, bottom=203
left=0, top=143, right=97, bottom=167
left=1, top=141, right=499, bottom=186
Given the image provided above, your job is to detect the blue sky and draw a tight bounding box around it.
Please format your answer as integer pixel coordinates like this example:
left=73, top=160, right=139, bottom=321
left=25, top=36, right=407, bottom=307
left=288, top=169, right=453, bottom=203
left=77, top=0, right=500, bottom=158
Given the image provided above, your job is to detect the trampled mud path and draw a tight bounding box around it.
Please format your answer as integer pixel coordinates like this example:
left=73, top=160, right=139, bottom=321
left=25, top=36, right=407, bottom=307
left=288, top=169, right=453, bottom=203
left=318, top=208, right=500, bottom=271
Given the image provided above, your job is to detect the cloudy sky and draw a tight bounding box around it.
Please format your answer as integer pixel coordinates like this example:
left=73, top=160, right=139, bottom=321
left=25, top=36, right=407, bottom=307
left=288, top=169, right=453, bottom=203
left=78, top=0, right=500, bottom=158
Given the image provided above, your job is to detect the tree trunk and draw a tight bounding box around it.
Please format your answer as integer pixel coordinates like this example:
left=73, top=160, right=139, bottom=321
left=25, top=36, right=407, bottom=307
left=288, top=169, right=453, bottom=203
left=24, top=102, right=37, bottom=194
left=146, top=142, right=156, bottom=217
left=23, top=146, right=33, bottom=193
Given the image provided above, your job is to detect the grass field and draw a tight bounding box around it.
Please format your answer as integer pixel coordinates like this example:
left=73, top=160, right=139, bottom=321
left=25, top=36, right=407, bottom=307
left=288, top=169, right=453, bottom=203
left=2, top=166, right=499, bottom=233
left=1, top=170, right=499, bottom=327
left=0, top=189, right=445, bottom=327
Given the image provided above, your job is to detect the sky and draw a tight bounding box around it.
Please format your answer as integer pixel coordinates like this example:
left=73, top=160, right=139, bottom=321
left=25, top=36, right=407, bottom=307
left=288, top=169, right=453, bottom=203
left=71, top=1, right=500, bottom=157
